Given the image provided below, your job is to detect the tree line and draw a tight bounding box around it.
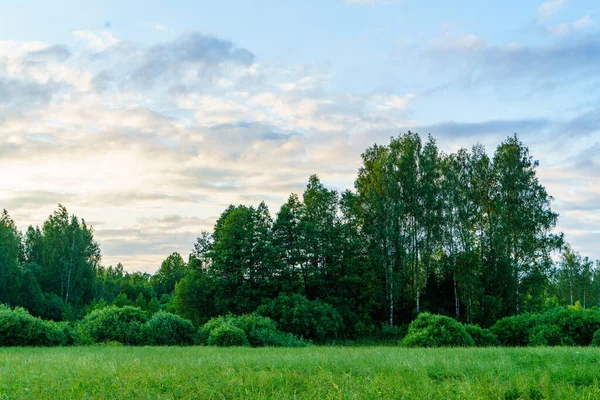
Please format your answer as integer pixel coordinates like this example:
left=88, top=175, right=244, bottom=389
left=1, top=133, right=598, bottom=336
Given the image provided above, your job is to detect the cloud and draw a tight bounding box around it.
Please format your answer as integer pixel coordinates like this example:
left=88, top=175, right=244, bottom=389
left=0, top=191, right=69, bottom=211
left=425, top=32, right=600, bottom=89
left=418, top=118, right=551, bottom=138
left=26, top=45, right=71, bottom=63
left=547, top=15, right=593, bottom=36
left=73, top=30, right=119, bottom=52
left=0, top=77, right=65, bottom=107
left=129, top=32, right=255, bottom=89
left=538, top=0, right=567, bottom=19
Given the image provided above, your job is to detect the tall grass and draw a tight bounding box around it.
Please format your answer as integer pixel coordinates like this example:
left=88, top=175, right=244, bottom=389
left=1, top=347, right=599, bottom=399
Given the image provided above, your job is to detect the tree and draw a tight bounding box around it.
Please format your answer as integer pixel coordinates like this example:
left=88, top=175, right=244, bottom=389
left=0, top=210, right=23, bottom=306
left=27, top=205, right=100, bottom=310
left=492, top=135, right=561, bottom=314
left=207, top=202, right=281, bottom=314
left=151, top=252, right=188, bottom=298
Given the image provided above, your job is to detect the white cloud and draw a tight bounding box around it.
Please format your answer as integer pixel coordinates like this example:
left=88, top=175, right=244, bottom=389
left=548, top=15, right=592, bottom=36
left=371, top=94, right=416, bottom=110
left=431, top=33, right=486, bottom=53
left=572, top=15, right=592, bottom=30
left=73, top=30, right=119, bottom=52
left=538, top=0, right=567, bottom=19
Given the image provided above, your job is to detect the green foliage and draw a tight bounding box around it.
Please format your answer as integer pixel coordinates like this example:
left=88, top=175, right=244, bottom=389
left=529, top=324, right=564, bottom=346
left=491, top=313, right=543, bottom=346
left=29, top=205, right=101, bottom=309
left=151, top=252, right=188, bottom=298
left=207, top=324, right=249, bottom=347
left=543, top=308, right=600, bottom=346
left=172, top=269, right=216, bottom=326
left=257, top=294, right=343, bottom=342
left=591, top=329, right=600, bottom=347
left=0, top=210, right=23, bottom=307
left=142, top=312, right=196, bottom=346
left=377, top=324, right=408, bottom=342
left=491, top=308, right=600, bottom=347
left=112, top=293, right=132, bottom=307
left=0, top=305, right=69, bottom=346
left=464, top=324, right=500, bottom=347
left=401, top=313, right=475, bottom=348
left=77, top=306, right=148, bottom=345
left=198, top=314, right=306, bottom=347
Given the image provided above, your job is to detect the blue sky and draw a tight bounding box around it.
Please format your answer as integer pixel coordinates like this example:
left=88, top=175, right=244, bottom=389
left=1, top=0, right=599, bottom=271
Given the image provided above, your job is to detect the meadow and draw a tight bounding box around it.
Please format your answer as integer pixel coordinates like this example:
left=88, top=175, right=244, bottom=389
left=1, top=346, right=600, bottom=399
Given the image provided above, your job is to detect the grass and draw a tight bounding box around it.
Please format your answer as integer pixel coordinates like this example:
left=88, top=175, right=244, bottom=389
left=1, top=347, right=600, bottom=399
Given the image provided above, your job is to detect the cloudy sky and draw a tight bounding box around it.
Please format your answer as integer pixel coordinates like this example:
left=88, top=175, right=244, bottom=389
left=1, top=0, right=599, bottom=272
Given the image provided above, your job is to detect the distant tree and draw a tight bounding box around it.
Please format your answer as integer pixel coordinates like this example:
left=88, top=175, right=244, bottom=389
left=25, top=205, right=100, bottom=310
left=151, top=252, right=187, bottom=298
left=0, top=210, right=23, bottom=306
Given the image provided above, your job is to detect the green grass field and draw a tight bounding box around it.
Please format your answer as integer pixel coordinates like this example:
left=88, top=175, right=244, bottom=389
left=1, top=347, right=600, bottom=399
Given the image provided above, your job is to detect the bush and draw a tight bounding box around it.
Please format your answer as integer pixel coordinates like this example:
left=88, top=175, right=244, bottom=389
left=207, top=324, right=249, bottom=347
left=401, top=313, right=475, bottom=348
left=543, top=308, right=600, bottom=346
left=257, top=294, right=343, bottom=342
left=529, top=324, right=564, bottom=346
left=198, top=314, right=306, bottom=347
left=0, top=305, right=69, bottom=346
left=142, top=312, right=196, bottom=346
left=77, top=306, right=148, bottom=345
left=464, top=324, right=500, bottom=347
left=377, top=324, right=408, bottom=342
left=491, top=313, right=542, bottom=347
left=250, top=328, right=307, bottom=347
left=591, top=329, right=600, bottom=347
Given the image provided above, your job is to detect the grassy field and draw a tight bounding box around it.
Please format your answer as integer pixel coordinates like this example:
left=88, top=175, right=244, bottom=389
left=1, top=346, right=600, bottom=399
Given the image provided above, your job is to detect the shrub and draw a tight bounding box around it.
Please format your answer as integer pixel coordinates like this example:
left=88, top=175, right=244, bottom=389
left=250, top=328, right=307, bottom=347
left=464, top=324, right=500, bottom=347
left=77, top=306, right=148, bottom=345
left=529, top=324, right=564, bottom=346
left=207, top=324, right=249, bottom=347
left=0, top=306, right=68, bottom=346
left=377, top=324, right=408, bottom=342
left=401, top=313, right=475, bottom=348
left=491, top=313, right=542, bottom=347
left=543, top=308, right=600, bottom=346
left=198, top=314, right=306, bottom=347
left=256, top=294, right=343, bottom=342
left=591, top=329, right=600, bottom=347
left=142, top=312, right=196, bottom=346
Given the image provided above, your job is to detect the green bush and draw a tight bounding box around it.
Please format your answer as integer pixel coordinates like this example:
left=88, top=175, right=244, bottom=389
left=256, top=294, right=343, bottom=342
left=401, top=313, right=475, bottom=348
left=491, top=313, right=543, bottom=346
left=464, top=324, right=500, bottom=347
left=142, top=312, right=196, bottom=346
left=0, top=305, right=69, bottom=346
left=198, top=314, right=306, bottom=347
left=77, top=306, right=148, bottom=345
left=543, top=308, right=600, bottom=346
left=207, top=324, right=249, bottom=347
left=591, top=329, right=600, bottom=346
left=378, top=324, right=408, bottom=341
left=529, top=324, right=564, bottom=346
left=249, top=327, right=307, bottom=347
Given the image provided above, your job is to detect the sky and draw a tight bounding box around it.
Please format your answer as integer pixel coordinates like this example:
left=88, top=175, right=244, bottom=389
left=1, top=0, right=599, bottom=272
